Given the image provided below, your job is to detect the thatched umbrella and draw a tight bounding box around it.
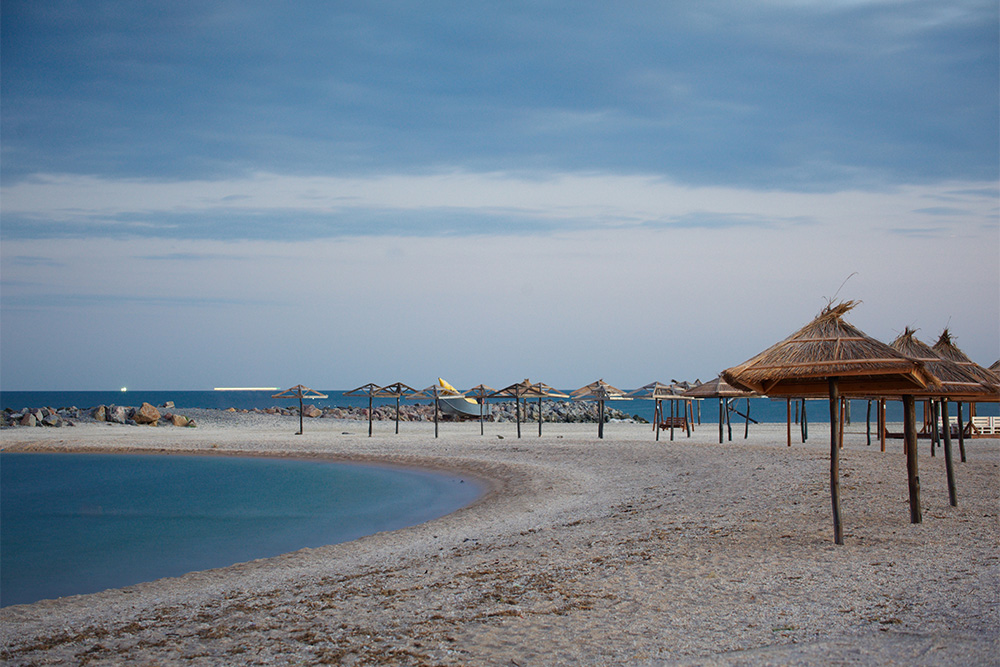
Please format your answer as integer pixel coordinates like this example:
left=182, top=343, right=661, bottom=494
left=628, top=382, right=676, bottom=441
left=933, top=330, right=1000, bottom=452
left=411, top=384, right=466, bottom=437
left=489, top=379, right=536, bottom=439
left=523, top=381, right=569, bottom=437
left=889, top=328, right=997, bottom=504
left=571, top=379, right=629, bottom=439
left=272, top=385, right=328, bottom=435
left=722, top=301, right=937, bottom=545
left=374, top=382, right=417, bottom=434
left=464, top=384, right=496, bottom=435
left=344, top=383, right=383, bottom=437
left=682, top=376, right=756, bottom=444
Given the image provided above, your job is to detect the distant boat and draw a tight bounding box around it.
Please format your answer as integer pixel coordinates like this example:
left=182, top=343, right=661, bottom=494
left=437, top=378, right=490, bottom=418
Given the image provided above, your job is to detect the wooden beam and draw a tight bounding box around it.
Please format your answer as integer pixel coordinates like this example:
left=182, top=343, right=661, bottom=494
left=829, top=378, right=843, bottom=545
left=903, top=395, right=922, bottom=524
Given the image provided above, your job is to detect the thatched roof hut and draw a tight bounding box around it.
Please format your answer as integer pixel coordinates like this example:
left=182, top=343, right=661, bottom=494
left=722, top=302, right=936, bottom=397
left=682, top=376, right=756, bottom=443
left=932, top=329, right=1000, bottom=394
left=890, top=329, right=996, bottom=400
left=272, top=384, right=328, bottom=435
left=628, top=382, right=694, bottom=441
left=722, top=301, right=938, bottom=545
left=571, top=380, right=630, bottom=439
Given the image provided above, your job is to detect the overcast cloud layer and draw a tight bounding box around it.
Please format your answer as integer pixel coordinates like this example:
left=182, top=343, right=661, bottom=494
left=2, top=0, right=998, bottom=390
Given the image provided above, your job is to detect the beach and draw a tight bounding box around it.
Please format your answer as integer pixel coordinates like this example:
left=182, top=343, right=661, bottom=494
left=1, top=413, right=998, bottom=666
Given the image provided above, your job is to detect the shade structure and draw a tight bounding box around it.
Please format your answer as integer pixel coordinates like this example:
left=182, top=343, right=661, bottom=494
left=489, top=379, right=548, bottom=438
left=523, top=381, right=568, bottom=437
left=888, top=328, right=997, bottom=507
left=722, top=301, right=938, bottom=545
left=374, top=382, right=417, bottom=434
left=272, top=384, right=328, bottom=435
left=464, top=384, right=496, bottom=435
left=572, top=379, right=629, bottom=439
left=628, top=382, right=688, bottom=441
left=344, top=383, right=383, bottom=437
left=682, top=376, right=756, bottom=443
left=932, top=329, right=1000, bottom=393
left=411, top=384, right=466, bottom=437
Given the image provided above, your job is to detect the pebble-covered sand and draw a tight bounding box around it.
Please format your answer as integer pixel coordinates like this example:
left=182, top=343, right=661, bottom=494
left=1, top=412, right=998, bottom=666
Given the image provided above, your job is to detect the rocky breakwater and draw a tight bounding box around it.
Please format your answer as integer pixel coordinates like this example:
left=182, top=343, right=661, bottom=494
left=491, top=400, right=646, bottom=423
left=232, top=401, right=647, bottom=423
left=3, top=402, right=196, bottom=428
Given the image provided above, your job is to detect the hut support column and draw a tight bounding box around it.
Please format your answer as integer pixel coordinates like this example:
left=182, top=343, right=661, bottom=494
left=879, top=400, right=886, bottom=452
left=941, top=399, right=957, bottom=507
left=956, top=401, right=966, bottom=462
left=298, top=395, right=304, bottom=436
left=786, top=398, right=792, bottom=447
left=538, top=398, right=543, bottom=437
left=598, top=400, right=605, bottom=439
left=516, top=398, right=522, bottom=439
left=802, top=399, right=808, bottom=442
left=829, top=378, right=844, bottom=545
left=930, top=400, right=939, bottom=457
left=866, top=400, right=872, bottom=446
left=670, top=399, right=675, bottom=441
left=726, top=399, right=733, bottom=441
left=654, top=399, right=661, bottom=442
left=367, top=396, right=373, bottom=437
left=903, top=395, right=922, bottom=524
left=718, top=398, right=724, bottom=444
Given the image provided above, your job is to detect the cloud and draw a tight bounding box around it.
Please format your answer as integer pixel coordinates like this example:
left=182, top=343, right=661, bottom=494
left=3, top=171, right=997, bottom=241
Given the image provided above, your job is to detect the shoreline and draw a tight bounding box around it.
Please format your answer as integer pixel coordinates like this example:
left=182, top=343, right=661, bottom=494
left=2, top=419, right=998, bottom=665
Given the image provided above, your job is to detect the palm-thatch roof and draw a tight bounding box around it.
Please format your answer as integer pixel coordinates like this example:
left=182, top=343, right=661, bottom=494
left=890, top=328, right=996, bottom=399
left=932, top=329, right=1000, bottom=393
left=682, top=376, right=756, bottom=399
left=571, top=379, right=629, bottom=401
left=722, top=301, right=938, bottom=397
left=272, top=384, right=328, bottom=400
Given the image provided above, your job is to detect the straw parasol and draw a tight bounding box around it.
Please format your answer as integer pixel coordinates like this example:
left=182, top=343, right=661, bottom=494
left=628, top=382, right=678, bottom=441
left=344, top=383, right=383, bottom=437
left=410, top=384, right=466, bottom=438
left=932, top=329, right=1000, bottom=393
left=523, top=381, right=569, bottom=437
left=682, top=376, right=756, bottom=443
left=489, top=379, right=538, bottom=439
left=374, top=382, right=417, bottom=434
left=271, top=385, right=328, bottom=435
left=464, top=384, right=496, bottom=435
left=571, top=379, right=629, bottom=439
left=722, top=301, right=937, bottom=544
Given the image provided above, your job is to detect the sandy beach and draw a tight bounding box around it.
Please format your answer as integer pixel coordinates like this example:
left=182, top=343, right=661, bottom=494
left=1, top=413, right=998, bottom=666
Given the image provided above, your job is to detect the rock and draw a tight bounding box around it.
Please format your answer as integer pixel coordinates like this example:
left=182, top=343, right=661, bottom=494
left=134, top=402, right=161, bottom=425
left=170, top=414, right=189, bottom=427
left=19, top=413, right=36, bottom=427
left=107, top=405, right=128, bottom=424
left=161, top=401, right=175, bottom=409
left=302, top=404, right=322, bottom=418
left=93, top=405, right=107, bottom=421
left=42, top=414, right=62, bottom=427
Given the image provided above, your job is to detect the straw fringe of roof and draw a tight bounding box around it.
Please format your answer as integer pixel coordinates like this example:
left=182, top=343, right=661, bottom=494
left=933, top=328, right=1000, bottom=389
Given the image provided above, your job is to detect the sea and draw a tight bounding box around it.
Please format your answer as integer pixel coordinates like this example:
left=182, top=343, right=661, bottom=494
left=0, top=453, right=483, bottom=607
left=2, top=389, right=997, bottom=424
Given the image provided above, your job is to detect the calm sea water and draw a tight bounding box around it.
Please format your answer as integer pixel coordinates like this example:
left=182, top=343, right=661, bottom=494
left=0, top=453, right=484, bottom=607
left=2, top=389, right=996, bottom=423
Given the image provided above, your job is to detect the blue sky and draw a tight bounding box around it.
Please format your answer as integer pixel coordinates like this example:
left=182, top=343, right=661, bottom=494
left=2, top=0, right=998, bottom=390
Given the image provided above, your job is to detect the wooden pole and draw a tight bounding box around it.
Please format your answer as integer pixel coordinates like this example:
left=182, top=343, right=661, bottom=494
left=367, top=395, right=373, bottom=437
left=516, top=396, right=521, bottom=439
left=941, top=398, right=957, bottom=507
left=718, top=398, right=724, bottom=444
left=930, top=400, right=939, bottom=457
left=654, top=399, right=660, bottom=441
left=786, top=398, right=792, bottom=447
left=537, top=397, right=543, bottom=437
left=670, top=399, right=675, bottom=441
left=903, top=395, right=922, bottom=524
left=480, top=398, right=486, bottom=436
left=298, top=394, right=304, bottom=435
left=598, top=400, right=605, bottom=439
left=686, top=400, right=692, bottom=437
left=866, top=400, right=872, bottom=446
left=743, top=398, right=750, bottom=439
left=434, top=395, right=439, bottom=438
left=802, top=399, right=808, bottom=442
left=879, top=399, right=886, bottom=452
left=839, top=397, right=845, bottom=449
left=956, top=401, right=966, bottom=462
left=725, top=398, right=732, bottom=442
left=395, top=396, right=401, bottom=434
left=829, top=378, right=844, bottom=545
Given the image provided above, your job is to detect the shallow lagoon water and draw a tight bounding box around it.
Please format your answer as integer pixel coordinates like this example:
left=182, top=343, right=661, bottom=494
left=1, top=453, right=484, bottom=607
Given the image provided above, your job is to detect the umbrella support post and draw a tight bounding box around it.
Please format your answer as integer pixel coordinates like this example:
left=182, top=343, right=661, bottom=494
left=655, top=399, right=660, bottom=441
left=903, top=395, right=922, bottom=524
left=956, top=401, right=966, bottom=462
left=829, top=378, right=843, bottom=545
left=718, top=399, right=724, bottom=444
left=941, top=399, right=957, bottom=506
left=298, top=396, right=304, bottom=435
left=786, top=398, right=792, bottom=447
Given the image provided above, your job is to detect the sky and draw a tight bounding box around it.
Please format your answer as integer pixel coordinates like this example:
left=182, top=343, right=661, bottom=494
left=2, top=0, right=998, bottom=391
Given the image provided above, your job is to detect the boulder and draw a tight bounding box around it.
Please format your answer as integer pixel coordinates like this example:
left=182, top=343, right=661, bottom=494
left=42, top=414, right=62, bottom=427
left=170, top=414, right=189, bottom=427
left=107, top=405, right=128, bottom=424
left=93, top=405, right=107, bottom=421
left=19, top=412, right=36, bottom=427
left=302, top=404, right=322, bottom=418
left=134, top=402, right=161, bottom=425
